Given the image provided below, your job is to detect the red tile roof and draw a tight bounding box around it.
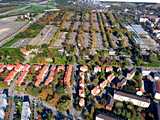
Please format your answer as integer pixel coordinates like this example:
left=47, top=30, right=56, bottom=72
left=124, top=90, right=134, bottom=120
left=35, top=65, right=49, bottom=87
left=57, top=65, right=65, bottom=72
left=91, top=86, right=101, bottom=96
left=79, top=98, right=85, bottom=107
left=106, top=66, right=113, bottom=72
left=4, top=64, right=24, bottom=85
left=80, top=65, right=88, bottom=72
left=107, top=73, right=115, bottom=83
left=63, top=65, right=73, bottom=86
left=44, top=66, right=57, bottom=86
left=4, top=70, right=17, bottom=85
left=16, top=64, right=30, bottom=86
left=14, top=64, right=23, bottom=72
left=6, top=64, right=14, bottom=71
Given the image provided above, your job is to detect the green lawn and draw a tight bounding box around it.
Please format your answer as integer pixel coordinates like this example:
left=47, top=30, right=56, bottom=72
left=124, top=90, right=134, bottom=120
left=0, top=48, right=24, bottom=64
left=143, top=60, right=160, bottom=67
left=0, top=81, right=8, bottom=89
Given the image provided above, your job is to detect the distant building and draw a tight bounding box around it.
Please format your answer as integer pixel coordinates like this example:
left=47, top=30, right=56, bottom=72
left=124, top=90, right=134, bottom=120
left=96, top=113, right=121, bottom=120
left=0, top=91, right=8, bottom=120
left=154, top=80, right=160, bottom=100
left=114, top=91, right=150, bottom=108
left=155, top=103, right=160, bottom=120
left=21, top=96, right=31, bottom=120
left=125, top=24, right=157, bottom=50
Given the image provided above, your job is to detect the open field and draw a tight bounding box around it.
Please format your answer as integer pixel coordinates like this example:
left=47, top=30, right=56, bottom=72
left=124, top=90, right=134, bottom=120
left=0, top=4, right=17, bottom=13
left=0, top=16, right=27, bottom=46
left=2, top=23, right=44, bottom=47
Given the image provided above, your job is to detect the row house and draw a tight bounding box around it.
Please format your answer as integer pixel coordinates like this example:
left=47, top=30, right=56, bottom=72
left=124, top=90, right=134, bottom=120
left=79, top=66, right=88, bottom=107
left=114, top=91, right=150, bottom=108
left=44, top=66, right=57, bottom=86
left=91, top=73, right=115, bottom=96
left=16, top=64, right=31, bottom=86
left=4, top=64, right=24, bottom=85
left=63, top=65, right=73, bottom=87
left=35, top=65, right=49, bottom=87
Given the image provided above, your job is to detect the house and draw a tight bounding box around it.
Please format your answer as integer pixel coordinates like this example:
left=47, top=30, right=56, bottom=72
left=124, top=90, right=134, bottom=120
left=79, top=98, right=85, bottom=107
left=21, top=96, right=31, bottom=120
left=107, top=73, right=115, bottom=83
left=96, top=113, right=121, bottom=120
left=105, top=66, right=113, bottom=73
left=154, top=80, right=160, bottom=100
left=35, top=65, right=49, bottom=87
left=94, top=66, right=102, bottom=74
left=80, top=65, right=88, bottom=72
left=0, top=65, right=5, bottom=73
left=4, top=64, right=24, bottom=85
left=57, top=65, right=65, bottom=72
left=105, top=95, right=114, bottom=111
left=79, top=72, right=85, bottom=98
left=79, top=89, right=85, bottom=98
left=114, top=91, right=150, bottom=108
left=0, top=64, right=3, bottom=68
left=100, top=80, right=109, bottom=90
left=0, top=92, right=8, bottom=120
left=91, top=74, right=115, bottom=96
left=14, top=64, right=24, bottom=72
left=79, top=73, right=85, bottom=88
left=79, top=70, right=86, bottom=107
left=6, top=64, right=14, bottom=71
left=20, top=48, right=31, bottom=56
left=63, top=65, right=73, bottom=86
left=16, top=64, right=30, bottom=86
left=4, top=70, right=18, bottom=85
left=34, top=65, right=42, bottom=71
left=44, top=66, right=57, bottom=86
left=91, top=86, right=101, bottom=96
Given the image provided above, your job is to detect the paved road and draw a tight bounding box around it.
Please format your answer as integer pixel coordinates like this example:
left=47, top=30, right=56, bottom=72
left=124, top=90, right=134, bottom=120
left=29, top=25, right=57, bottom=46
left=8, top=74, right=18, bottom=120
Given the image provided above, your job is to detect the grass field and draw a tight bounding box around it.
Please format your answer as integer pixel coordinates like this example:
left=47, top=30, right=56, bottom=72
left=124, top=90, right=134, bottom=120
left=0, top=48, right=24, bottom=64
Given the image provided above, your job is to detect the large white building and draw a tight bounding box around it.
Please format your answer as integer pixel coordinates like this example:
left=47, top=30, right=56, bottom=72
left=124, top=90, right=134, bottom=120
left=0, top=93, right=8, bottom=120
left=114, top=91, right=150, bottom=108
left=21, top=100, right=31, bottom=120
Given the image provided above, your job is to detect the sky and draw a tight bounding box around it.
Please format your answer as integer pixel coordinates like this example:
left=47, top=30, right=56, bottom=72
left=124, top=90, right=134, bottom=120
left=98, top=0, right=160, bottom=3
